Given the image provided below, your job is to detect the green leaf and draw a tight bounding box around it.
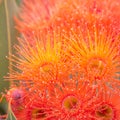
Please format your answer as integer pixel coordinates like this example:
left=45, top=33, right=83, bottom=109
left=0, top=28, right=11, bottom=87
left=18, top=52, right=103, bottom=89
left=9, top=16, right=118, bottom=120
left=0, top=0, right=19, bottom=92
left=0, top=0, right=21, bottom=118
left=6, top=102, right=17, bottom=120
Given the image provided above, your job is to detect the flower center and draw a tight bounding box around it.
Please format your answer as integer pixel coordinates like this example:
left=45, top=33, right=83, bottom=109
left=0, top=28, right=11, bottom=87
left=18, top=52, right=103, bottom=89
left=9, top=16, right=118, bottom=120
left=40, top=63, right=54, bottom=73
left=32, top=109, right=46, bottom=119
left=39, top=62, right=55, bottom=82
left=62, top=95, right=79, bottom=112
left=87, top=58, right=106, bottom=79
left=95, top=104, right=114, bottom=119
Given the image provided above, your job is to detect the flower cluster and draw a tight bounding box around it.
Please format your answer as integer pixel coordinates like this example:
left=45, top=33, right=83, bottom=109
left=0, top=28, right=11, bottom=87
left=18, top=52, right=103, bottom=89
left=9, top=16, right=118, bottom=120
left=5, top=0, right=120, bottom=119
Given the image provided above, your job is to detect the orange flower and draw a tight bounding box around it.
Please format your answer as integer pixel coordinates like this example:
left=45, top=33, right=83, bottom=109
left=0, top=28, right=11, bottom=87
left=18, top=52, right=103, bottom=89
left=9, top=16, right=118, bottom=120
left=7, top=86, right=58, bottom=120
left=15, top=0, right=60, bottom=35
left=77, top=0, right=120, bottom=34
left=6, top=85, right=54, bottom=120
left=64, top=26, right=120, bottom=89
left=15, top=0, right=120, bottom=37
left=47, top=78, right=97, bottom=119
left=7, top=32, right=72, bottom=92
left=87, top=88, right=120, bottom=120
left=24, top=98, right=56, bottom=120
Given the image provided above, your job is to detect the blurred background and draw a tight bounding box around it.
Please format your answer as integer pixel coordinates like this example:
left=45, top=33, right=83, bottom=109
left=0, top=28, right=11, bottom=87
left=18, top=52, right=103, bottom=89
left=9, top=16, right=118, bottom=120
left=0, top=0, right=21, bottom=119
